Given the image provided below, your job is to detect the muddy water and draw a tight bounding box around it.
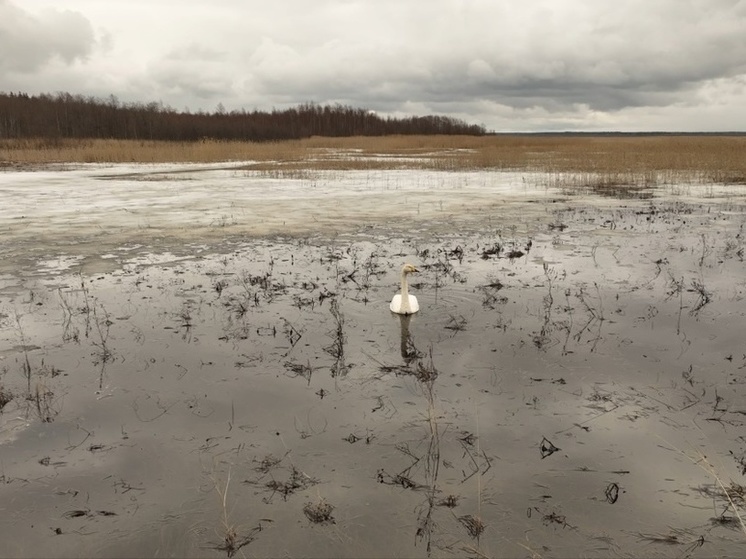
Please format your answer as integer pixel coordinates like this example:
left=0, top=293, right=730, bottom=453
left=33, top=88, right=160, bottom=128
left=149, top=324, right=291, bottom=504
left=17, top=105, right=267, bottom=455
left=2, top=164, right=746, bottom=557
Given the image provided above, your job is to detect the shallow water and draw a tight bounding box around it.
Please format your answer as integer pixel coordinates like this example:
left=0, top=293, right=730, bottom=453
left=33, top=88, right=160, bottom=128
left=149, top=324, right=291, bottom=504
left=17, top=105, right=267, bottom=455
left=1, top=164, right=746, bottom=557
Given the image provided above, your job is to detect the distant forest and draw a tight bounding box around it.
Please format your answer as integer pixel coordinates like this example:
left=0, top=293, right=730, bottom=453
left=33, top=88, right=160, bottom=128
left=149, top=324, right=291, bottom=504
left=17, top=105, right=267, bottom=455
left=0, top=92, right=486, bottom=141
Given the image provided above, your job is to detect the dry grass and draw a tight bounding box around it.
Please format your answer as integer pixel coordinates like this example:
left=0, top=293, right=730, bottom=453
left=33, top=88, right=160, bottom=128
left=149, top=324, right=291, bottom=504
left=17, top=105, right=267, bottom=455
left=2, top=135, right=745, bottom=184
left=209, top=467, right=264, bottom=557
left=0, top=137, right=303, bottom=165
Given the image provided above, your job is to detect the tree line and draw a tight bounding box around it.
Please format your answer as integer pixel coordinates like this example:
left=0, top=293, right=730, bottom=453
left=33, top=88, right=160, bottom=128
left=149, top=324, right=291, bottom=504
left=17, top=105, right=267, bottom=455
left=0, top=92, right=485, bottom=141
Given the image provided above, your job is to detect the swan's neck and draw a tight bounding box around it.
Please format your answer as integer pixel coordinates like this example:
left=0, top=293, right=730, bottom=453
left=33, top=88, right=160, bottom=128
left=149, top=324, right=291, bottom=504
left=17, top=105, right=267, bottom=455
left=400, top=272, right=410, bottom=310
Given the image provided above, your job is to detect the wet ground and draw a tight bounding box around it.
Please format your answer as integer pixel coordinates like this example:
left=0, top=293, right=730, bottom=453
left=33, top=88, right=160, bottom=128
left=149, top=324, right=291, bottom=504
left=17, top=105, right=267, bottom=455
left=1, top=163, right=746, bottom=557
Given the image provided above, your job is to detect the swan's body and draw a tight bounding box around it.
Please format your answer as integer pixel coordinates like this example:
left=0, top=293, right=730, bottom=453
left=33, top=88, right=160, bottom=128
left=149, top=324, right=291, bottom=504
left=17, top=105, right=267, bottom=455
left=390, top=293, right=419, bottom=314
left=390, top=264, right=419, bottom=314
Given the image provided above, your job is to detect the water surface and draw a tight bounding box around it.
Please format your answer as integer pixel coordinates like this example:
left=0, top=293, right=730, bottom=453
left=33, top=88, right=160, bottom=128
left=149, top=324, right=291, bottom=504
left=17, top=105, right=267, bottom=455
left=1, top=164, right=746, bottom=557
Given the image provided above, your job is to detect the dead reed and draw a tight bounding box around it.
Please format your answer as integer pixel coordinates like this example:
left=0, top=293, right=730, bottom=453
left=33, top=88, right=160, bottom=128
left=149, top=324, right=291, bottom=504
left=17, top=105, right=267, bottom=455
left=2, top=135, right=745, bottom=185
left=208, top=467, right=264, bottom=558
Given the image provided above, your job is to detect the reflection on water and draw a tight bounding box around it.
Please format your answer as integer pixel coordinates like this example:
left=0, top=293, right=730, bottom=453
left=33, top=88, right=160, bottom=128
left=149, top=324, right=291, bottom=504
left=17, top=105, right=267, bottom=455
left=1, top=166, right=746, bottom=557
left=398, top=314, right=416, bottom=364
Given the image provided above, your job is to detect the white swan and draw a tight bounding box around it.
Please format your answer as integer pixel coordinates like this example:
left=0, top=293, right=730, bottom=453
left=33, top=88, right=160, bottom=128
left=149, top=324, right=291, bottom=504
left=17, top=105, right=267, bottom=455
left=390, top=264, right=419, bottom=314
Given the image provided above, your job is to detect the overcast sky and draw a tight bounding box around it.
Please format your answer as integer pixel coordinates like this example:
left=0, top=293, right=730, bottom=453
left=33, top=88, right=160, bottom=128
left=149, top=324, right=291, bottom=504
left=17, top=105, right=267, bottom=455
left=3, top=0, right=746, bottom=132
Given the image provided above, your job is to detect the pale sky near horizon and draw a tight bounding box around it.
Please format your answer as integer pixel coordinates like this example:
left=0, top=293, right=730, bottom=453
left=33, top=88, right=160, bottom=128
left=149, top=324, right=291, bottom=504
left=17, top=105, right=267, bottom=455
left=2, top=0, right=746, bottom=132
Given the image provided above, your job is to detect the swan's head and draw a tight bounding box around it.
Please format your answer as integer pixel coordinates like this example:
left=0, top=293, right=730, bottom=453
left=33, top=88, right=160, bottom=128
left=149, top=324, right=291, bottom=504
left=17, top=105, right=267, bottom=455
left=402, top=263, right=418, bottom=275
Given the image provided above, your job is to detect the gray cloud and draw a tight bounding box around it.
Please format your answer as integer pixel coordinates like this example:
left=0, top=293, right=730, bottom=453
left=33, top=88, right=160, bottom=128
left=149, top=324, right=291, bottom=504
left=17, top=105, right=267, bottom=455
left=147, top=45, right=235, bottom=100
left=243, top=0, right=746, bottom=116
left=0, top=1, right=95, bottom=73
left=3, top=0, right=746, bottom=131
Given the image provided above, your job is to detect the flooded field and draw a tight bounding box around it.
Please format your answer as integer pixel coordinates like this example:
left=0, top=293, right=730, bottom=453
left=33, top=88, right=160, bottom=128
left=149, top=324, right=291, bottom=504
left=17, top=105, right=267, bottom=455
left=2, top=162, right=746, bottom=557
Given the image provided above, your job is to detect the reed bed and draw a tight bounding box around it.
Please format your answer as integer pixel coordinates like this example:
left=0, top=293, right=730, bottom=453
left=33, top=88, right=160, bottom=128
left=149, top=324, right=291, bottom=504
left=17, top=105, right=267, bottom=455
left=1, top=135, right=745, bottom=184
